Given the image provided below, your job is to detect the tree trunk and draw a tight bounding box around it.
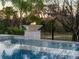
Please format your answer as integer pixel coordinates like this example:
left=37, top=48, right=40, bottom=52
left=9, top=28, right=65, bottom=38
left=19, top=10, right=23, bottom=28
left=78, top=35, right=79, bottom=41
left=72, top=32, right=77, bottom=41
left=52, top=20, right=55, bottom=40
left=77, top=30, right=79, bottom=41
left=52, top=30, right=54, bottom=40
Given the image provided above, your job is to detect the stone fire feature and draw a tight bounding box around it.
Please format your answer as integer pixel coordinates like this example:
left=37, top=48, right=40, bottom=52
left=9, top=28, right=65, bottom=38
left=23, top=25, right=42, bottom=40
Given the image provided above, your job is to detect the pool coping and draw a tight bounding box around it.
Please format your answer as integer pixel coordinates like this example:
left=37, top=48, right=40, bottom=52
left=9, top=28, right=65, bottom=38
left=0, top=34, right=79, bottom=43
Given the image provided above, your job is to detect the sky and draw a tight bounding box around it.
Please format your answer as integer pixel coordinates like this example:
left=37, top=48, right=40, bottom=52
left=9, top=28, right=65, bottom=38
left=0, top=1, right=13, bottom=10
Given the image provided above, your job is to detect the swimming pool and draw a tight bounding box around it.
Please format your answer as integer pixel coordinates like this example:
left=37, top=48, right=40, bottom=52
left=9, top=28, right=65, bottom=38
left=0, top=37, right=79, bottom=59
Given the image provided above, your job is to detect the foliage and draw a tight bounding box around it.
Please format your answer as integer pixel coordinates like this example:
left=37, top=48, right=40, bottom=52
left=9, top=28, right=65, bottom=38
left=7, top=26, right=24, bottom=35
left=0, top=0, right=45, bottom=35
left=41, top=20, right=55, bottom=32
left=11, top=0, right=44, bottom=27
left=12, top=0, right=32, bottom=12
left=27, top=15, right=42, bottom=25
left=4, top=7, right=15, bottom=19
left=0, top=23, right=6, bottom=33
left=33, top=0, right=44, bottom=10
left=11, top=0, right=44, bottom=14
left=0, top=20, right=9, bottom=34
left=48, top=0, right=79, bottom=41
left=0, top=20, right=24, bottom=35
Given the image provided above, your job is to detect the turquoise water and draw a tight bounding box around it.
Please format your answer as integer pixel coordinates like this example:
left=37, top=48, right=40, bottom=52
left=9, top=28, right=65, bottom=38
left=11, top=39, right=79, bottom=51
left=0, top=38, right=79, bottom=59
left=2, top=49, right=79, bottom=59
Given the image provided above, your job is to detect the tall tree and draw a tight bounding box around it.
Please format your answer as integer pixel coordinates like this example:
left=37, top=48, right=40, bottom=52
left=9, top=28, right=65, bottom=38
left=45, top=0, right=79, bottom=41
left=4, top=7, right=14, bottom=19
left=75, top=0, right=79, bottom=41
left=12, top=0, right=27, bottom=25
left=55, top=0, right=79, bottom=41
left=11, top=0, right=44, bottom=26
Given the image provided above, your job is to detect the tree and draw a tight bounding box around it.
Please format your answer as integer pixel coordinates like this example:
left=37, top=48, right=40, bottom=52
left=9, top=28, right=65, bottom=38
left=27, top=14, right=42, bottom=25
left=75, top=0, right=79, bottom=41
left=45, top=0, right=79, bottom=41
left=54, top=0, right=79, bottom=41
left=11, top=0, right=44, bottom=26
left=3, top=7, right=19, bottom=27
left=44, top=1, right=59, bottom=40
left=57, top=0, right=78, bottom=41
left=11, top=0, right=31, bottom=26
left=4, top=7, right=14, bottom=19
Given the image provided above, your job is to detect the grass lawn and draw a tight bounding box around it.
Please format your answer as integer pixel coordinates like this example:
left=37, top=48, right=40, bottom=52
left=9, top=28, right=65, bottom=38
left=41, top=32, right=72, bottom=41
left=54, top=33, right=72, bottom=41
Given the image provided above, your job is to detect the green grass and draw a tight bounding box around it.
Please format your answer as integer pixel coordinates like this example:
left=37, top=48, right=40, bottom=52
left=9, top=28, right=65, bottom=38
left=41, top=32, right=72, bottom=41
left=54, top=34, right=72, bottom=41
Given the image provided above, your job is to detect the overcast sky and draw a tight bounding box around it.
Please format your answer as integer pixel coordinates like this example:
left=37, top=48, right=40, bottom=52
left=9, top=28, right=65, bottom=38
left=0, top=1, right=13, bottom=10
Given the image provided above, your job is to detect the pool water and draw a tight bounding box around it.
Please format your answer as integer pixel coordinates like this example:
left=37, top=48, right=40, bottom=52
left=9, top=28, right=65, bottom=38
left=2, top=49, right=79, bottom=59
left=0, top=38, right=79, bottom=59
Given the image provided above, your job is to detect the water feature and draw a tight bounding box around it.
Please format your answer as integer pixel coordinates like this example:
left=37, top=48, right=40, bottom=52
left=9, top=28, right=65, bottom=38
left=0, top=37, right=79, bottom=59
left=23, top=25, right=42, bottom=40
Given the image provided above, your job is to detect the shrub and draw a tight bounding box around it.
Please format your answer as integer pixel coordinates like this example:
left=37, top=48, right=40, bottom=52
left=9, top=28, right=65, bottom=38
left=8, top=27, right=24, bottom=35
left=0, top=23, right=8, bottom=34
